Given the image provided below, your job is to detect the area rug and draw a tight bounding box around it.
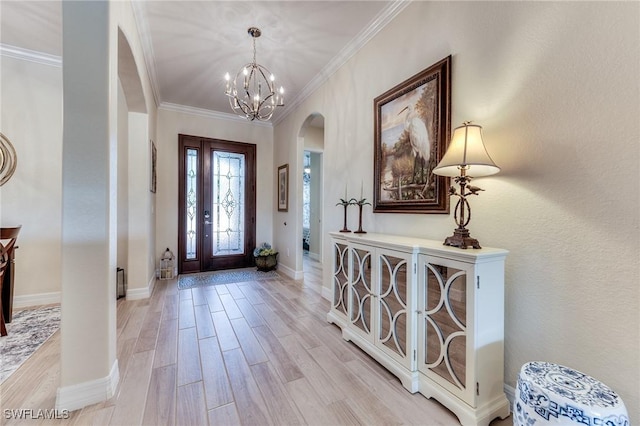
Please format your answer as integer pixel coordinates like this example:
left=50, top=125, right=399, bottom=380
left=0, top=305, right=61, bottom=383
left=178, top=267, right=280, bottom=290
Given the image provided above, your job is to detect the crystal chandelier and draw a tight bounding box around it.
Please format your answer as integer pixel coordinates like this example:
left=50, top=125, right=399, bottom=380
left=224, top=27, right=284, bottom=121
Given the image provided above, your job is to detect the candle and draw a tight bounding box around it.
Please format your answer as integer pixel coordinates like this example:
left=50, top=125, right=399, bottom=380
left=360, top=180, right=363, bottom=200
left=344, top=184, right=347, bottom=200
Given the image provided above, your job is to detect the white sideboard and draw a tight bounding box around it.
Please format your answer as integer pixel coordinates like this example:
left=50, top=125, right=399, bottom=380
left=326, top=232, right=510, bottom=426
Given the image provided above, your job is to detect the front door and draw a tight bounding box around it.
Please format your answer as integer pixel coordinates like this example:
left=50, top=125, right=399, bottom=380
left=178, top=134, right=256, bottom=274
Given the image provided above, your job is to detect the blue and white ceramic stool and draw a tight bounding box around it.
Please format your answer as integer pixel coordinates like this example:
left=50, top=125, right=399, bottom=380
left=514, top=362, right=629, bottom=426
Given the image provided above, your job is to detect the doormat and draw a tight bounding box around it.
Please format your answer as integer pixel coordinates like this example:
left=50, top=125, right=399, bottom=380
left=0, top=305, right=61, bottom=383
left=178, top=267, right=280, bottom=290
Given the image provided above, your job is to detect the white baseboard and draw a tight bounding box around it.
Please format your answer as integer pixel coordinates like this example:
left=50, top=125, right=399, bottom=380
left=55, top=359, right=119, bottom=412
left=308, top=251, right=320, bottom=261
left=126, top=277, right=155, bottom=300
left=277, top=263, right=304, bottom=280
left=504, top=383, right=515, bottom=407
left=13, top=291, right=61, bottom=308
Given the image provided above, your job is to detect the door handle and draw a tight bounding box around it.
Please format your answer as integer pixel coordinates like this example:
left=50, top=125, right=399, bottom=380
left=204, top=221, right=212, bottom=225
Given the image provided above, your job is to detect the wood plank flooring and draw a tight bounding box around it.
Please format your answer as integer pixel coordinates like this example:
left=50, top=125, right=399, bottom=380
left=0, top=255, right=512, bottom=425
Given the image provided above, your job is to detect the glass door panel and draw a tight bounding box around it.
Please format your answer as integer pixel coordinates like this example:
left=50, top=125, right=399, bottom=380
left=350, top=246, right=373, bottom=336
left=424, top=263, right=467, bottom=390
left=186, top=148, right=198, bottom=260
left=332, top=242, right=349, bottom=317
left=377, top=253, right=408, bottom=359
left=211, top=151, right=245, bottom=256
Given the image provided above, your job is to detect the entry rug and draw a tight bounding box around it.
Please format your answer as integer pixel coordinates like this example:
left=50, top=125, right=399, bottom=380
left=178, top=267, right=280, bottom=290
left=0, top=305, right=61, bottom=383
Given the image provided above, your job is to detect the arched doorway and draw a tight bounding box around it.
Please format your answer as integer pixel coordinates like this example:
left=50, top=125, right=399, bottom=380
left=298, top=113, right=325, bottom=269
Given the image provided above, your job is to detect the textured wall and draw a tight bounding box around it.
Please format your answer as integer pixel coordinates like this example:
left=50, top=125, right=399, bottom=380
left=274, top=1, right=640, bottom=419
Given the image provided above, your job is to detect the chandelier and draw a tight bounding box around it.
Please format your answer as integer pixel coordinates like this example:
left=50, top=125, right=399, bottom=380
left=224, top=27, right=284, bottom=121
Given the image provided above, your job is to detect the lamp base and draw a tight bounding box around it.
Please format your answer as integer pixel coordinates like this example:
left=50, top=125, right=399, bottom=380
left=443, top=228, right=481, bottom=249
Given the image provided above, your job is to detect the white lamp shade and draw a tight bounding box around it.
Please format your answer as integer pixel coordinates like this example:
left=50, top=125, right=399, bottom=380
left=433, top=123, right=500, bottom=177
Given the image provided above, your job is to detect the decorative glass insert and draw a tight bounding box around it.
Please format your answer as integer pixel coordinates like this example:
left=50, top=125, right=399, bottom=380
left=212, top=151, right=245, bottom=256
left=333, top=243, right=349, bottom=316
left=424, top=263, right=467, bottom=389
left=378, top=254, right=408, bottom=358
left=351, top=247, right=372, bottom=334
left=186, top=148, right=198, bottom=259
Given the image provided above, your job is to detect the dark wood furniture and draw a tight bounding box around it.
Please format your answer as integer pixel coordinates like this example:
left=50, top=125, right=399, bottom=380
left=1, top=226, right=21, bottom=335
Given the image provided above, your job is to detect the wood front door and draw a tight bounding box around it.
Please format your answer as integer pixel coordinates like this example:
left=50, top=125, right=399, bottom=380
left=178, top=134, right=256, bottom=274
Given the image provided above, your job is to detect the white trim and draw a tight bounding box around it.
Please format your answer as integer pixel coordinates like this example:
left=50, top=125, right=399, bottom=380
left=277, top=263, right=304, bottom=280
left=158, top=102, right=273, bottom=128
left=273, top=0, right=410, bottom=125
left=130, top=1, right=161, bottom=107
left=504, top=383, right=516, bottom=408
left=0, top=43, right=62, bottom=67
left=125, top=277, right=155, bottom=300
left=13, top=292, right=61, bottom=308
left=55, top=360, right=119, bottom=412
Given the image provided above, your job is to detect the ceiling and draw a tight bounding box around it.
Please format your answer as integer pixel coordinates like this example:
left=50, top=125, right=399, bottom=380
left=1, top=1, right=408, bottom=123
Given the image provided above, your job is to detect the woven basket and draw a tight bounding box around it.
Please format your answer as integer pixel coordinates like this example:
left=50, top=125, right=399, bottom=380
left=255, top=253, right=278, bottom=271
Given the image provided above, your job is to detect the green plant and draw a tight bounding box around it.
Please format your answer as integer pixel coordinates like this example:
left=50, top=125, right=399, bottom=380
left=253, top=242, right=276, bottom=257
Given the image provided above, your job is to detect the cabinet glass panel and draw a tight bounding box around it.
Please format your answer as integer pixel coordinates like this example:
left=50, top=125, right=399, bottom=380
left=378, top=254, right=407, bottom=357
left=350, top=247, right=372, bottom=334
left=333, top=243, right=349, bottom=316
left=424, top=263, right=467, bottom=389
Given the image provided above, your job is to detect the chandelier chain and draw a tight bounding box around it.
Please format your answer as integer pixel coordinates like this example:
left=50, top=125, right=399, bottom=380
left=252, top=37, right=257, bottom=65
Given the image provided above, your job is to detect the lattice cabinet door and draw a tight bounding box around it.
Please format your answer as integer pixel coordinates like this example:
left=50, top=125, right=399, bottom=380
left=330, top=240, right=350, bottom=326
left=418, top=255, right=475, bottom=406
left=349, top=244, right=375, bottom=341
left=374, top=248, right=415, bottom=369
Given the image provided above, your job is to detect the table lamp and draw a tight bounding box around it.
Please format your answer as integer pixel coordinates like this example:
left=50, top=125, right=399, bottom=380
left=433, top=122, right=499, bottom=249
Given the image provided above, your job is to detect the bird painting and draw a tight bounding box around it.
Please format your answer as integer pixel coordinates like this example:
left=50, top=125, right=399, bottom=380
left=398, top=104, right=431, bottom=195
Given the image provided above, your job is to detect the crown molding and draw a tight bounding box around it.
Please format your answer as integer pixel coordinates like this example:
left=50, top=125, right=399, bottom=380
left=273, top=0, right=411, bottom=125
left=0, top=43, right=62, bottom=68
left=130, top=1, right=161, bottom=107
left=159, top=102, right=273, bottom=128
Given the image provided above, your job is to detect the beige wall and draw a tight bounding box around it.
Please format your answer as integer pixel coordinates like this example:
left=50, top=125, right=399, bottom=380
left=0, top=56, right=63, bottom=303
left=274, top=1, right=639, bottom=418
left=155, top=108, right=275, bottom=265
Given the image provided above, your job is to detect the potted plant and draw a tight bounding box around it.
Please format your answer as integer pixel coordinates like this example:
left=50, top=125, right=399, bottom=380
left=253, top=242, right=278, bottom=272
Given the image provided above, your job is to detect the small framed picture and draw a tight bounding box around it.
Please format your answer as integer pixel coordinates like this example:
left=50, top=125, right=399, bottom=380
left=277, top=164, right=289, bottom=212
left=150, top=140, right=157, bottom=193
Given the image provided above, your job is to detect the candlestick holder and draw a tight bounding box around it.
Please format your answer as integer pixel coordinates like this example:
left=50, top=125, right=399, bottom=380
left=337, top=198, right=356, bottom=233
left=354, top=198, right=371, bottom=234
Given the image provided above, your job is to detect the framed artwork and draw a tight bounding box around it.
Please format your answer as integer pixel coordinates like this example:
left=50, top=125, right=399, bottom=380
left=277, top=164, right=289, bottom=212
left=150, top=140, right=157, bottom=193
left=373, top=56, right=452, bottom=213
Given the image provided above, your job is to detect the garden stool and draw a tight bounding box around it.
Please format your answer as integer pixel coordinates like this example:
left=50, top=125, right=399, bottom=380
left=514, top=361, right=629, bottom=426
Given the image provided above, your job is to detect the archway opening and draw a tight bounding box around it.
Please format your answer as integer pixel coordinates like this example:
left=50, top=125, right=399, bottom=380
left=298, top=113, right=325, bottom=268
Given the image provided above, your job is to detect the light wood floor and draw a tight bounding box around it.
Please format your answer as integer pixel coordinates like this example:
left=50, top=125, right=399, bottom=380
left=1, top=255, right=512, bottom=425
